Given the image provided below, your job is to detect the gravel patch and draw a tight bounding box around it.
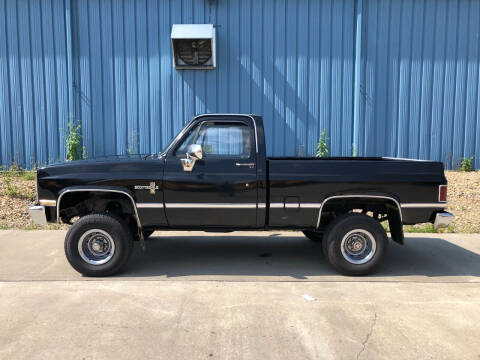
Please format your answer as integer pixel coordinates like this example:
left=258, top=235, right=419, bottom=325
left=0, top=173, right=64, bottom=230
left=444, top=171, right=480, bottom=233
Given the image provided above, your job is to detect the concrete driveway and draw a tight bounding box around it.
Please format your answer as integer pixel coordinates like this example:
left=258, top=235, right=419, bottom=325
left=0, top=231, right=479, bottom=359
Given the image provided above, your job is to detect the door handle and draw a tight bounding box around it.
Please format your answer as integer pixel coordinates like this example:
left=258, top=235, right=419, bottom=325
left=235, top=162, right=255, bottom=168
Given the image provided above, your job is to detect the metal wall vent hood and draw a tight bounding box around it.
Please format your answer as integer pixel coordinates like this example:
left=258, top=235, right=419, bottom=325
left=171, top=24, right=216, bottom=69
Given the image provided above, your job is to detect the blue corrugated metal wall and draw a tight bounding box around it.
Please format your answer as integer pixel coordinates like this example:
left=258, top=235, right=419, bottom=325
left=0, top=0, right=479, bottom=169
left=0, top=0, right=71, bottom=167
left=361, top=0, right=480, bottom=169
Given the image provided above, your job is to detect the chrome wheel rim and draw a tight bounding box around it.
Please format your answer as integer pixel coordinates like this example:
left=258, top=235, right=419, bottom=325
left=340, top=229, right=376, bottom=265
left=78, top=229, right=115, bottom=265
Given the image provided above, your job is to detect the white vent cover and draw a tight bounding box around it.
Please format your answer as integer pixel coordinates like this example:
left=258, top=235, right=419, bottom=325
left=171, top=24, right=216, bottom=69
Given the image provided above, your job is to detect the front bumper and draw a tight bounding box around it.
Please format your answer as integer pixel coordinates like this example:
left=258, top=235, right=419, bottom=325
left=28, top=205, right=47, bottom=226
left=434, top=211, right=454, bottom=230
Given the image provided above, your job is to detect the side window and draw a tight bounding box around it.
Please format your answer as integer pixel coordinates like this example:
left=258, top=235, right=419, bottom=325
left=175, top=122, right=252, bottom=159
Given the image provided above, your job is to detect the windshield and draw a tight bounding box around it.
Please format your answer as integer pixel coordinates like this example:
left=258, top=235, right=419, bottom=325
left=153, top=121, right=194, bottom=158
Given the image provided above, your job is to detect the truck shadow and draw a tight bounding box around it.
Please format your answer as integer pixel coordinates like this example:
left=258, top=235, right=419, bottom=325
left=122, top=234, right=480, bottom=279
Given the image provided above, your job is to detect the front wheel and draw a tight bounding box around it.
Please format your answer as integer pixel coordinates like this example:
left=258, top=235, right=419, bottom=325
left=322, top=213, right=388, bottom=276
left=64, top=213, right=134, bottom=277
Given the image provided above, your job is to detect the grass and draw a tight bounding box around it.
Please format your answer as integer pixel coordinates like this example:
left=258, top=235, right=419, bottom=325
left=23, top=222, right=39, bottom=230
left=382, top=222, right=455, bottom=234
left=0, top=166, right=35, bottom=199
left=22, top=171, right=36, bottom=181
left=2, top=171, right=20, bottom=197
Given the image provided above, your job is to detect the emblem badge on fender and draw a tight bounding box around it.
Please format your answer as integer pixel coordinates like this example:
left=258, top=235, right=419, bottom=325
left=134, top=182, right=159, bottom=194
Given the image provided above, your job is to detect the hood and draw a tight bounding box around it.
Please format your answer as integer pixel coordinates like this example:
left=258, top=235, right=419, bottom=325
left=36, top=154, right=165, bottom=200
left=38, top=154, right=163, bottom=176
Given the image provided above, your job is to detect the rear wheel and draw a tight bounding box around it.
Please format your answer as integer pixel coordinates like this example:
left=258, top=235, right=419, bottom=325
left=322, top=213, right=388, bottom=276
left=64, top=213, right=134, bottom=277
left=302, top=230, right=323, bottom=242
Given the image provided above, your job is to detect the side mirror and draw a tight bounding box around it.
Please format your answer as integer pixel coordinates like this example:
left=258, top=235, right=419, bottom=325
left=187, top=144, right=203, bottom=160
left=181, top=144, right=203, bottom=172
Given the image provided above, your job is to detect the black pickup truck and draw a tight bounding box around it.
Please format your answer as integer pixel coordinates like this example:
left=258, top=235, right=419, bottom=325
left=29, top=114, right=453, bottom=276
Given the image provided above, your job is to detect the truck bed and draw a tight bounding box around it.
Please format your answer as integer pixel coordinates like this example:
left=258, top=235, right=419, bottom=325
left=266, top=157, right=446, bottom=227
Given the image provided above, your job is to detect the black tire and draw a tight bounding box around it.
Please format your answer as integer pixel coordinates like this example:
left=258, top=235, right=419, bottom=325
left=64, top=213, right=134, bottom=277
left=302, top=230, right=323, bottom=242
left=322, top=213, right=388, bottom=276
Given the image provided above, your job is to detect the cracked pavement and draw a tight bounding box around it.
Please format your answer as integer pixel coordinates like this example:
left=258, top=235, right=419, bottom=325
left=0, top=230, right=479, bottom=359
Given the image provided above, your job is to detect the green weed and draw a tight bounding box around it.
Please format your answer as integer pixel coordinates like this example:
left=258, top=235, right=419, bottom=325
left=65, top=121, right=86, bottom=161
left=460, top=156, right=475, bottom=171
left=316, top=129, right=329, bottom=158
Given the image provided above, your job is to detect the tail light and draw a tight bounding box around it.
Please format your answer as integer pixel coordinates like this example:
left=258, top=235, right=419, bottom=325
left=439, top=185, right=447, bottom=202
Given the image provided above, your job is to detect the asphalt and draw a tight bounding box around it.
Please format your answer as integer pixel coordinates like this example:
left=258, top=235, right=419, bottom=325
left=0, top=230, right=479, bottom=359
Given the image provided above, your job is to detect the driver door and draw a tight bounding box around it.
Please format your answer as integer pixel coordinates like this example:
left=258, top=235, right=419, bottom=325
left=163, top=118, right=258, bottom=227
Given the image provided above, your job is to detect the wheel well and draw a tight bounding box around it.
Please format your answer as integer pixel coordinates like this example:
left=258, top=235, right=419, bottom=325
left=57, top=191, right=139, bottom=231
left=318, top=196, right=404, bottom=244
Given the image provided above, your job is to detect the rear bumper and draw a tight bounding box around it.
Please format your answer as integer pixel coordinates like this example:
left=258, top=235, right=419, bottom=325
left=434, top=211, right=454, bottom=230
left=28, top=205, right=47, bottom=226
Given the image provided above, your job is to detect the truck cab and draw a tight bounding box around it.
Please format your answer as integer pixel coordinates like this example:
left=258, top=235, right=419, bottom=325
left=161, top=114, right=266, bottom=228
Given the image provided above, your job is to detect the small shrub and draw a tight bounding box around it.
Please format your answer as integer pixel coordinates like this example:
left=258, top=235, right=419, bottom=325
left=316, top=129, right=329, bottom=158
left=460, top=156, right=474, bottom=171
left=65, top=121, right=86, bottom=161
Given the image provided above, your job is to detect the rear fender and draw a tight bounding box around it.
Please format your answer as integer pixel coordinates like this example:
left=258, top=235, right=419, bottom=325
left=317, top=194, right=404, bottom=244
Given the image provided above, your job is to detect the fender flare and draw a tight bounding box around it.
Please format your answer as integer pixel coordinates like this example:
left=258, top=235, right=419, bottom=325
left=316, top=194, right=404, bottom=243
left=56, top=186, right=142, bottom=230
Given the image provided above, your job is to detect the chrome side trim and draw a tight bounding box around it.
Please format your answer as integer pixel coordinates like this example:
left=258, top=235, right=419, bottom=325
left=400, top=203, right=447, bottom=208
left=285, top=203, right=299, bottom=209
left=316, top=195, right=403, bottom=229
left=382, top=157, right=430, bottom=162
left=140, top=202, right=322, bottom=210
left=136, top=203, right=164, bottom=208
left=165, top=203, right=257, bottom=209
left=56, top=188, right=142, bottom=229
left=300, top=203, right=322, bottom=209
left=269, top=203, right=322, bottom=209
left=39, top=199, right=57, bottom=206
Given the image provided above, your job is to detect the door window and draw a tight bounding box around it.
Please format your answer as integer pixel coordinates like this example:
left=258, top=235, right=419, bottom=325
left=175, top=122, right=252, bottom=159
